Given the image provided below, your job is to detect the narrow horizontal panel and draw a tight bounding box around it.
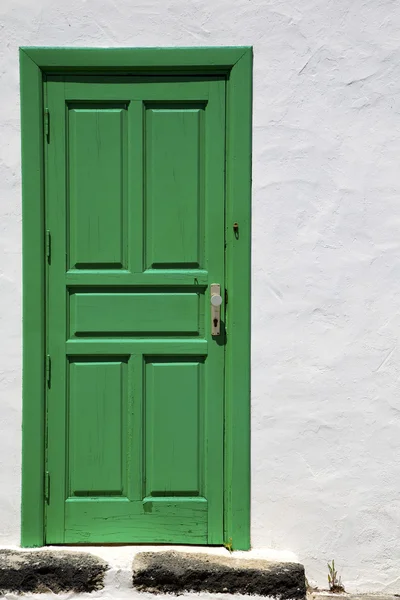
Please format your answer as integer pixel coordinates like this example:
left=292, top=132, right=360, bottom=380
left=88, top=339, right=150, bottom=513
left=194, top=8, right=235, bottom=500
left=68, top=105, right=128, bottom=270
left=70, top=292, right=200, bottom=337
left=64, top=498, right=208, bottom=544
left=145, top=360, right=203, bottom=498
left=63, top=80, right=212, bottom=102
left=51, top=74, right=224, bottom=84
left=66, top=339, right=208, bottom=355
left=143, top=496, right=207, bottom=504
left=65, top=270, right=209, bottom=287
left=68, top=359, right=127, bottom=498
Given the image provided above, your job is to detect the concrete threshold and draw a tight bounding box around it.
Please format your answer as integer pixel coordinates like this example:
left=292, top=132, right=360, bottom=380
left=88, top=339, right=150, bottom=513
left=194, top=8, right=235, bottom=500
left=0, top=545, right=305, bottom=599
left=310, top=594, right=400, bottom=600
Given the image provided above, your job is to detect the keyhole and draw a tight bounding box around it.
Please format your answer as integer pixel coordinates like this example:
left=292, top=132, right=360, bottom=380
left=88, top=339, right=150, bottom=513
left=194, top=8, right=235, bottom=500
left=213, top=318, right=218, bottom=328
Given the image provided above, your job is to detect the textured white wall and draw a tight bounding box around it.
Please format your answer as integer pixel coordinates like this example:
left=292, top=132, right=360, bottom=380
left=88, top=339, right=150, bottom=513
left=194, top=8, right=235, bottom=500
left=1, top=0, right=400, bottom=592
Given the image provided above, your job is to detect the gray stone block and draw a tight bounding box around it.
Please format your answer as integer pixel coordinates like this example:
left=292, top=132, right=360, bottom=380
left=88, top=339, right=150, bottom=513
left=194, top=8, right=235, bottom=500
left=133, top=551, right=306, bottom=598
left=0, top=549, right=107, bottom=594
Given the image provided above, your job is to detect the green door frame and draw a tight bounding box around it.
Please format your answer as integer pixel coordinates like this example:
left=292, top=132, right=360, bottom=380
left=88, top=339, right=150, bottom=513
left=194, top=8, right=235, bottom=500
left=20, top=46, right=252, bottom=549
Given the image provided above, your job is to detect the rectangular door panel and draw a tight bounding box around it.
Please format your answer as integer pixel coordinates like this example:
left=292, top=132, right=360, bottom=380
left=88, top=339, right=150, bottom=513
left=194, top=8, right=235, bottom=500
left=68, top=104, right=128, bottom=270
left=69, top=291, right=201, bottom=337
left=144, top=359, right=203, bottom=498
left=64, top=497, right=208, bottom=544
left=68, top=359, right=127, bottom=498
left=145, top=105, right=204, bottom=269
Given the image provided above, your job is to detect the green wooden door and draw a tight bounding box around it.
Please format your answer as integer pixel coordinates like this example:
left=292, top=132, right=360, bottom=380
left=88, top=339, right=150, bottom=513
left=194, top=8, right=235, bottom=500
left=45, top=75, right=226, bottom=544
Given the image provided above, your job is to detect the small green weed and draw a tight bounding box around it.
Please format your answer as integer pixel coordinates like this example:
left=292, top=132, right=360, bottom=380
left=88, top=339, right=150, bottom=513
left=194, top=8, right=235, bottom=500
left=327, top=560, right=345, bottom=593
left=224, top=537, right=233, bottom=553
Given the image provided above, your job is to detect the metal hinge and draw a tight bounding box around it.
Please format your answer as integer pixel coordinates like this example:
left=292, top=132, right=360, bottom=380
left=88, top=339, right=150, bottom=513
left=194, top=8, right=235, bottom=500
left=46, top=354, right=51, bottom=388
left=44, top=471, right=50, bottom=504
left=44, top=108, right=50, bottom=141
left=46, top=230, right=51, bottom=263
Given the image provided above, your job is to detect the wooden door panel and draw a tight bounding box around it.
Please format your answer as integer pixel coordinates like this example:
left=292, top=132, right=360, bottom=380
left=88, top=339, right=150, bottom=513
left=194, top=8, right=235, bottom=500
left=64, top=497, right=208, bottom=544
left=144, top=359, right=203, bottom=498
left=62, top=79, right=212, bottom=101
left=69, top=291, right=201, bottom=336
left=65, top=270, right=210, bottom=286
left=65, top=339, right=208, bottom=355
left=68, top=105, right=128, bottom=270
left=145, top=105, right=204, bottom=269
left=68, top=359, right=128, bottom=498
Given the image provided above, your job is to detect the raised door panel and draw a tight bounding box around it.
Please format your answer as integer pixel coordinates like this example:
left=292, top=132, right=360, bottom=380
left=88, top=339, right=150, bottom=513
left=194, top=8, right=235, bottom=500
left=144, top=359, right=203, bottom=498
left=68, top=105, right=128, bottom=270
left=145, top=105, right=204, bottom=269
left=68, top=359, right=128, bottom=498
left=69, top=291, right=201, bottom=337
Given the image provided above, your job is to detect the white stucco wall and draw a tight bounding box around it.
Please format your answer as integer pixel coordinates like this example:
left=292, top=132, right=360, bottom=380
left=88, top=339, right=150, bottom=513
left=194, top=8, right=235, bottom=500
left=1, top=0, right=400, bottom=592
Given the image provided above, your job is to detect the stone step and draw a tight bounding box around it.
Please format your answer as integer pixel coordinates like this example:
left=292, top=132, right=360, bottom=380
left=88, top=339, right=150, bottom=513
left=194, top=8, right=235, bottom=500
left=0, top=546, right=306, bottom=598
left=0, top=549, right=107, bottom=594
left=133, top=550, right=306, bottom=598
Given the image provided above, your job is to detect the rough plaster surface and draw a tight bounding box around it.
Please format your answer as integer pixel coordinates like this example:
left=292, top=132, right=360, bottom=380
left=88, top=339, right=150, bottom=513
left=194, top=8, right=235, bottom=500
left=1, top=0, right=400, bottom=593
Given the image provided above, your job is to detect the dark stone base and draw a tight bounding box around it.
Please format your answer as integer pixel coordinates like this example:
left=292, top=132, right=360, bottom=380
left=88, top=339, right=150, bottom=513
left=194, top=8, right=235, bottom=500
left=133, top=551, right=306, bottom=599
left=0, top=550, right=107, bottom=594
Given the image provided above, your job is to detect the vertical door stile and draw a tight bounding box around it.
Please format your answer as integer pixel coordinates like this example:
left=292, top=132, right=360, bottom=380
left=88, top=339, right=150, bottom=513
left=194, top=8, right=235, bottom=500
left=45, top=79, right=68, bottom=542
left=43, top=78, right=50, bottom=516
left=204, top=78, right=226, bottom=543
left=129, top=100, right=144, bottom=275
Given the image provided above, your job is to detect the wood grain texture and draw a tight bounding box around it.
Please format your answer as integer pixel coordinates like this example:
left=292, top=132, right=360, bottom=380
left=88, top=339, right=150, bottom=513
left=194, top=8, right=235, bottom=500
left=64, top=498, right=208, bottom=544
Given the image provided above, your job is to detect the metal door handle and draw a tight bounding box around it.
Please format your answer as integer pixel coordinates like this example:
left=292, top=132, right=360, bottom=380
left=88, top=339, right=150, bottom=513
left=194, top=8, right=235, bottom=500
left=211, top=283, right=222, bottom=336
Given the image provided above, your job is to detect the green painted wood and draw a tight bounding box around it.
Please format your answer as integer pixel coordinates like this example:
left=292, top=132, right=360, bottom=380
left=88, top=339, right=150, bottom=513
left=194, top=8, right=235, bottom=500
left=129, top=101, right=145, bottom=273
left=65, top=270, right=209, bottom=286
left=62, top=80, right=213, bottom=101
left=45, top=79, right=69, bottom=543
left=68, top=105, right=128, bottom=269
left=145, top=360, right=202, bottom=496
left=64, top=498, right=208, bottom=544
left=21, top=46, right=249, bottom=71
left=70, top=291, right=201, bottom=336
left=145, top=106, right=203, bottom=268
left=224, top=48, right=252, bottom=550
left=203, top=79, right=225, bottom=544
left=65, top=339, right=208, bottom=355
left=20, top=49, right=46, bottom=547
left=45, top=75, right=225, bottom=544
left=69, top=360, right=126, bottom=496
left=21, top=46, right=252, bottom=550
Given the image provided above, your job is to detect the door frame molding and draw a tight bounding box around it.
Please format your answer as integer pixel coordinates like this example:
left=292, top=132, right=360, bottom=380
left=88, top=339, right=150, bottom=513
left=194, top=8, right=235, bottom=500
left=20, top=46, right=252, bottom=549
